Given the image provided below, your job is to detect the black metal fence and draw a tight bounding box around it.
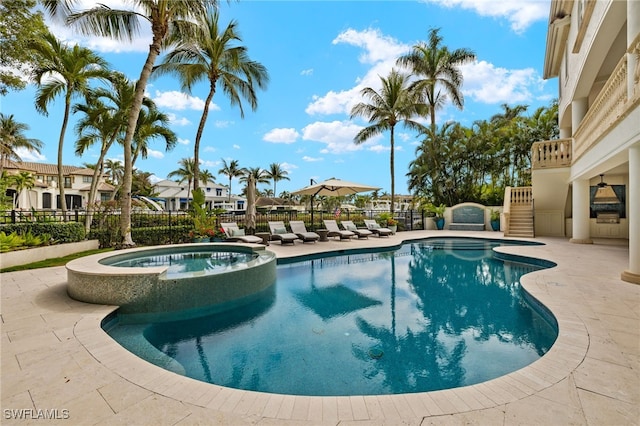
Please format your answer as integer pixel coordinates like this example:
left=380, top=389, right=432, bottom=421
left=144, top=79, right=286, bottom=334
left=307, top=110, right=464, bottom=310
left=1, top=209, right=428, bottom=247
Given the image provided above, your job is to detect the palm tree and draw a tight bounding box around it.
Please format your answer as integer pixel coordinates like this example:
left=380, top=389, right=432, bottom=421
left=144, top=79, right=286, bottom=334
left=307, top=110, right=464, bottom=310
left=240, top=167, right=270, bottom=192
left=154, top=10, right=269, bottom=192
left=350, top=69, right=427, bottom=213
left=199, top=169, right=215, bottom=187
left=41, top=0, right=218, bottom=246
left=396, top=27, right=476, bottom=131
left=218, top=159, right=245, bottom=202
left=0, top=113, right=43, bottom=174
left=104, top=159, right=124, bottom=197
left=131, top=102, right=177, bottom=167
left=265, top=163, right=289, bottom=197
left=168, top=158, right=196, bottom=208
left=11, top=171, right=36, bottom=209
left=29, top=31, right=109, bottom=214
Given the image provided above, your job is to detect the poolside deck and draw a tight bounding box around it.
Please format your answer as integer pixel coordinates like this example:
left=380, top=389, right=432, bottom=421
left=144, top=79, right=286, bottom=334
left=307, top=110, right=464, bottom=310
left=1, top=230, right=639, bottom=425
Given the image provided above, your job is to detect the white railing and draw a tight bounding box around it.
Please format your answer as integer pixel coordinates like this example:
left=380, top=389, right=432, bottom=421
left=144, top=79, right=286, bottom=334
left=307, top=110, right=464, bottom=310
left=572, top=35, right=639, bottom=161
left=510, top=187, right=533, bottom=205
left=531, top=138, right=572, bottom=169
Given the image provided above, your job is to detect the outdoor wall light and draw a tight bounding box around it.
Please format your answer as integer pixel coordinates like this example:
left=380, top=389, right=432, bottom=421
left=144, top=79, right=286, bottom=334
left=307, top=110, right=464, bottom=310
left=593, top=174, right=620, bottom=204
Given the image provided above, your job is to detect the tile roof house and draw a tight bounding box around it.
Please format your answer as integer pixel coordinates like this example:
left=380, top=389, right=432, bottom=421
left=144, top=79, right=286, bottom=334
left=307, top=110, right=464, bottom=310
left=2, top=159, right=115, bottom=210
left=152, top=179, right=247, bottom=212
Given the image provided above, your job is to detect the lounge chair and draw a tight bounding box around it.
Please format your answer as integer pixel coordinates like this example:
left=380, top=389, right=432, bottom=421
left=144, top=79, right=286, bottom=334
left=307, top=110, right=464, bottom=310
left=289, top=221, right=320, bottom=243
left=220, top=222, right=264, bottom=244
left=267, top=221, right=300, bottom=245
left=341, top=220, right=373, bottom=239
left=323, top=220, right=356, bottom=240
left=363, top=219, right=393, bottom=237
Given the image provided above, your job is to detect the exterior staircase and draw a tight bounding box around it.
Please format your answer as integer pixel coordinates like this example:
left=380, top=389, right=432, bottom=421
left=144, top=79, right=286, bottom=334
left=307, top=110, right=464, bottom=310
left=504, top=187, right=535, bottom=238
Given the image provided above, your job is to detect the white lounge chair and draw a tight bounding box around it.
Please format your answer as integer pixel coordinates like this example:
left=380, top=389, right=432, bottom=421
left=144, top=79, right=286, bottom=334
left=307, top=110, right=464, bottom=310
left=220, top=222, right=264, bottom=243
left=341, top=220, right=373, bottom=239
left=363, top=219, right=393, bottom=237
left=268, top=221, right=300, bottom=245
left=323, top=220, right=356, bottom=240
left=289, top=221, right=320, bottom=243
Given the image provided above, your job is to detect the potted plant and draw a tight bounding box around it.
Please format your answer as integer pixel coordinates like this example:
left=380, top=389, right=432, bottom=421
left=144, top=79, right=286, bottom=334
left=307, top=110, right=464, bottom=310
left=426, top=203, right=446, bottom=230
left=490, top=209, right=501, bottom=231
left=378, top=212, right=398, bottom=234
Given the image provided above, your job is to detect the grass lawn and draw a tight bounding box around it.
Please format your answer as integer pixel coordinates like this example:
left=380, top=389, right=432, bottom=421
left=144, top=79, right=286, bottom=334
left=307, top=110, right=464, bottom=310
left=0, top=248, right=114, bottom=273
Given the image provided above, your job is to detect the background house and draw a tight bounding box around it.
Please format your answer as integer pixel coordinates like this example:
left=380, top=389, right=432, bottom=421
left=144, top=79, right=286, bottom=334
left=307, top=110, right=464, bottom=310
left=2, top=160, right=114, bottom=210
left=152, top=179, right=247, bottom=212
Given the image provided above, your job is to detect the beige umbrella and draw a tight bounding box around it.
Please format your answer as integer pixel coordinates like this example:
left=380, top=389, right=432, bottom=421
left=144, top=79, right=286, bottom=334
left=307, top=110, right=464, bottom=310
left=291, top=178, right=380, bottom=229
left=245, top=174, right=257, bottom=233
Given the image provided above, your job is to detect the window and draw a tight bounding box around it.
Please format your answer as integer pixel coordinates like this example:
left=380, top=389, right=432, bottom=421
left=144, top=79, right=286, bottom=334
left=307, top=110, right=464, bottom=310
left=216, top=188, right=222, bottom=197
left=42, top=193, right=52, bottom=209
left=100, top=192, right=110, bottom=202
left=46, top=176, right=56, bottom=184
left=83, top=176, right=93, bottom=183
left=64, top=177, right=72, bottom=188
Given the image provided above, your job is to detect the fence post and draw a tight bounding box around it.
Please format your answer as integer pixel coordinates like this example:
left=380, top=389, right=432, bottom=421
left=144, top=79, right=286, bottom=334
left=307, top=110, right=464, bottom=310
left=11, top=209, right=16, bottom=223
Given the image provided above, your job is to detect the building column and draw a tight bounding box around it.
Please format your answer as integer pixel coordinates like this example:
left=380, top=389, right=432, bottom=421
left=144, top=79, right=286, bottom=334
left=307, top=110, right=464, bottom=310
left=571, top=98, right=588, bottom=134
left=622, top=145, right=640, bottom=284
left=559, top=127, right=572, bottom=139
left=570, top=178, right=592, bottom=244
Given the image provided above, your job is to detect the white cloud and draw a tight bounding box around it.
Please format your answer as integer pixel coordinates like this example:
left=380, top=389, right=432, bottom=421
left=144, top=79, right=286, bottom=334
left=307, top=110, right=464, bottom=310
left=166, top=113, right=191, bottom=126
left=152, top=90, right=218, bottom=112
left=177, top=138, right=190, bottom=145
left=306, top=28, right=410, bottom=116
left=420, top=0, right=549, bottom=33
left=203, top=146, right=217, bottom=152
left=15, top=148, right=46, bottom=162
left=280, top=162, right=298, bottom=172
left=263, top=128, right=300, bottom=144
left=461, top=61, right=543, bottom=104
left=301, top=68, right=313, bottom=76
left=302, top=120, right=379, bottom=154
left=215, top=120, right=233, bottom=128
left=233, top=144, right=240, bottom=149
left=302, top=156, right=323, bottom=162
left=146, top=149, right=164, bottom=159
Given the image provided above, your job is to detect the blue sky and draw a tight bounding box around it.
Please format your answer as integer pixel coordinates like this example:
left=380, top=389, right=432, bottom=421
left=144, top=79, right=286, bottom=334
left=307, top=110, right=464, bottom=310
left=2, top=0, right=556, bottom=196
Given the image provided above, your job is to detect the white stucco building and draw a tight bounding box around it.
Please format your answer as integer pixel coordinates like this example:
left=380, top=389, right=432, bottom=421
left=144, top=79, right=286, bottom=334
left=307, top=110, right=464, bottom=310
left=152, top=179, right=247, bottom=212
left=519, top=0, right=639, bottom=284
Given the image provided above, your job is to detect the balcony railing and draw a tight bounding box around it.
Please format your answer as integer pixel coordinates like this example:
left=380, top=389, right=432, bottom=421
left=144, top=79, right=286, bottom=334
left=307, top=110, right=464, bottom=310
left=531, top=138, right=572, bottom=169
left=572, top=34, right=640, bottom=161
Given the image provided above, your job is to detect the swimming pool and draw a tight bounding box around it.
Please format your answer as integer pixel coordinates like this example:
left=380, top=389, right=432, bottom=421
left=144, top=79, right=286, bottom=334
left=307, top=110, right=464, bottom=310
left=104, top=237, right=558, bottom=396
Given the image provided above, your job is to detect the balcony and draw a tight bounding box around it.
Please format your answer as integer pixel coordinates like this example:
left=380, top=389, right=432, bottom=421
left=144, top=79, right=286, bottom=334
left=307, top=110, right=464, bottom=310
left=532, top=138, right=572, bottom=169
left=572, top=34, right=640, bottom=161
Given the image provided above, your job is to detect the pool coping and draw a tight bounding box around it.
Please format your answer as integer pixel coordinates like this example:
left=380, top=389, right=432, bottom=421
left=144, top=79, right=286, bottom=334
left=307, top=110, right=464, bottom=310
left=2, top=230, right=638, bottom=424
left=71, top=234, right=590, bottom=419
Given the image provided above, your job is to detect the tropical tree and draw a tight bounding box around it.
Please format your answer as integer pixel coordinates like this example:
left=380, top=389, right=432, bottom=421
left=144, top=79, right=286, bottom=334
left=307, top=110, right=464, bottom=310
left=104, top=159, right=124, bottom=189
left=11, top=171, right=36, bottom=209
left=0, top=0, right=48, bottom=95
left=131, top=102, right=177, bottom=167
left=265, top=162, right=289, bottom=197
left=29, top=31, right=109, bottom=214
left=350, top=69, right=427, bottom=213
left=199, top=169, right=215, bottom=186
left=41, top=0, right=218, bottom=246
left=396, top=27, right=476, bottom=132
left=240, top=167, right=270, bottom=193
left=168, top=158, right=196, bottom=208
left=153, top=9, right=269, bottom=191
left=218, top=159, right=245, bottom=201
left=0, top=113, right=43, bottom=174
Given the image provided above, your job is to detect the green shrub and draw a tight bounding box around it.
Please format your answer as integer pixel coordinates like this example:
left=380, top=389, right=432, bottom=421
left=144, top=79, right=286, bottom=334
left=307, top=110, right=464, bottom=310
left=0, top=222, right=84, bottom=244
left=0, top=231, right=24, bottom=252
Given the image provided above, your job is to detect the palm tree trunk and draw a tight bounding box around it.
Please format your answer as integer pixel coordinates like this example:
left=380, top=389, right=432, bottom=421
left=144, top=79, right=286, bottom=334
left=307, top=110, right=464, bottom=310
left=119, top=39, right=161, bottom=247
left=85, top=135, right=116, bottom=234
left=58, top=94, right=71, bottom=215
left=390, top=126, right=395, bottom=214
left=193, top=86, right=215, bottom=192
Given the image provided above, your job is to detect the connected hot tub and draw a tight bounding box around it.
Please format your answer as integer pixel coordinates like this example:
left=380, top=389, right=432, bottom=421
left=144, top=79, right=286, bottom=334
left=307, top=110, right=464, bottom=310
left=66, top=243, right=276, bottom=321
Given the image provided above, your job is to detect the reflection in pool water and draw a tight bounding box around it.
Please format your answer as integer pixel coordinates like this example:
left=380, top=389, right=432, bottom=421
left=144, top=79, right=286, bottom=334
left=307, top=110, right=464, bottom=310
left=105, top=238, right=557, bottom=396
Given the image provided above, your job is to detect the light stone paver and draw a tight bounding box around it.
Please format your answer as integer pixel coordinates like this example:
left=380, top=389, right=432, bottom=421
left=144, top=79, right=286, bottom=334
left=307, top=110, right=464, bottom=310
left=2, top=231, right=639, bottom=425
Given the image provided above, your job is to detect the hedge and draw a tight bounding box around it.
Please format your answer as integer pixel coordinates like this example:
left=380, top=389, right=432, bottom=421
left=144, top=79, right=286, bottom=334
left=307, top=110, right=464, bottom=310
left=0, top=222, right=85, bottom=244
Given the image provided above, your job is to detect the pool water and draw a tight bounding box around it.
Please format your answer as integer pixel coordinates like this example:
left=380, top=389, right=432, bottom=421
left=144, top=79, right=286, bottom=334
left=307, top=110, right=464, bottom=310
left=105, top=238, right=557, bottom=396
left=102, top=250, right=258, bottom=278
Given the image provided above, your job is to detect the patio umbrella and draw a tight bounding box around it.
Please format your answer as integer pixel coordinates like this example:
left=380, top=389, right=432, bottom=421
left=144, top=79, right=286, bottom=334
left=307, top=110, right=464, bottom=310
left=245, top=174, right=257, bottom=233
left=291, top=178, right=380, bottom=229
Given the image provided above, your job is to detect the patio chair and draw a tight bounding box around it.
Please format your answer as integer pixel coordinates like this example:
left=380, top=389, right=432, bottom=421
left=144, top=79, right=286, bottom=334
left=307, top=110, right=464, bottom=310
left=341, top=220, right=373, bottom=239
left=323, top=220, right=356, bottom=240
left=220, top=222, right=264, bottom=244
left=267, top=221, right=300, bottom=245
left=363, top=219, right=393, bottom=237
left=289, top=221, right=320, bottom=243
